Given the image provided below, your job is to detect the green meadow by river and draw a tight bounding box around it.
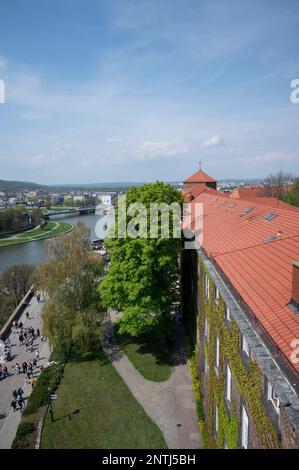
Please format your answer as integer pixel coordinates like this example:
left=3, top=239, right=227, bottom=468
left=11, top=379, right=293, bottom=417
left=0, top=220, right=74, bottom=248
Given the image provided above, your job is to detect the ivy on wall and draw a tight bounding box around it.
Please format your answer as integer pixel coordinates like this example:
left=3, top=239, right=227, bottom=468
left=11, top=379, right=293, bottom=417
left=195, top=259, right=280, bottom=449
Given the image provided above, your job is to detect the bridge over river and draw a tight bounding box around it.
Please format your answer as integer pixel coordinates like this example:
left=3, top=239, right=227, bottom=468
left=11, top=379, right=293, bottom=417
left=43, top=207, right=95, bottom=218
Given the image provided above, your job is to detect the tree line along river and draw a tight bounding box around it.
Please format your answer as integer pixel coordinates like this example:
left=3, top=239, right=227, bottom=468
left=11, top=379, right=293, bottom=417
left=0, top=213, right=101, bottom=274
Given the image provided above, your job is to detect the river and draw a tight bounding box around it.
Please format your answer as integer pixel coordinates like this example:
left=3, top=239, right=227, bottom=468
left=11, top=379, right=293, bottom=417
left=0, top=213, right=102, bottom=273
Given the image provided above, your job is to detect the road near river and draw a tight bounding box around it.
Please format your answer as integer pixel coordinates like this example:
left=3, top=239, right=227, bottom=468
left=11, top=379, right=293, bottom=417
left=0, top=213, right=102, bottom=273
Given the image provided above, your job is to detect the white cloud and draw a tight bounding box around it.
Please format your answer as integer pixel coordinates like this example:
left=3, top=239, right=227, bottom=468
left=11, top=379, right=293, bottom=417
left=105, top=137, right=126, bottom=144
left=140, top=141, right=177, bottom=159
left=254, top=152, right=292, bottom=163
left=202, top=135, right=221, bottom=147
left=31, top=154, right=51, bottom=168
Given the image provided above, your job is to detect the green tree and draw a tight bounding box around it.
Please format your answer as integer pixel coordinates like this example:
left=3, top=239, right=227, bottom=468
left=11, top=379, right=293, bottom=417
left=99, top=182, right=183, bottom=337
left=262, top=171, right=293, bottom=199
left=283, top=178, right=299, bottom=207
left=36, top=222, right=104, bottom=354
left=30, top=208, right=44, bottom=226
left=0, top=264, right=35, bottom=328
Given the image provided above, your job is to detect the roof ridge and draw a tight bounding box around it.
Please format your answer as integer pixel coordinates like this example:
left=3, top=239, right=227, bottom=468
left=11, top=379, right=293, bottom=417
left=211, top=232, right=299, bottom=258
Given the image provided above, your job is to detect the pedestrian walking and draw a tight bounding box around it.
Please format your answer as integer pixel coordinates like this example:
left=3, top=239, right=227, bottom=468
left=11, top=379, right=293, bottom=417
left=37, top=294, right=40, bottom=302
left=19, top=334, right=23, bottom=346
left=11, top=398, right=17, bottom=412
left=39, top=364, right=44, bottom=373
left=17, top=386, right=24, bottom=397
left=36, top=328, right=40, bottom=337
left=15, top=363, right=21, bottom=375
left=19, top=322, right=23, bottom=329
left=33, top=358, right=37, bottom=368
left=26, top=370, right=31, bottom=381
left=35, top=350, right=40, bottom=361
left=26, top=311, right=29, bottom=319
left=22, top=361, right=27, bottom=374
left=30, top=377, right=37, bottom=389
left=18, top=396, right=24, bottom=411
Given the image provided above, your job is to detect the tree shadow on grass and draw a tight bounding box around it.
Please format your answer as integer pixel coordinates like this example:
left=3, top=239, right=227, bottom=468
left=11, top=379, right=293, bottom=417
left=67, top=349, right=110, bottom=367
left=115, top=326, right=173, bottom=368
left=53, top=408, right=80, bottom=423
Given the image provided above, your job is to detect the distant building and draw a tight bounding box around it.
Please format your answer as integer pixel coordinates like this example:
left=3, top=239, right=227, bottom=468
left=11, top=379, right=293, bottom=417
left=73, top=195, right=86, bottom=203
left=51, top=194, right=65, bottom=204
left=182, top=167, right=299, bottom=448
left=98, top=193, right=117, bottom=205
left=183, top=167, right=217, bottom=191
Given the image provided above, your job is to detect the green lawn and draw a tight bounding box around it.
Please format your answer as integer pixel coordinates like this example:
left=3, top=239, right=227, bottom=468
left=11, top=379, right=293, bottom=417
left=115, top=329, right=173, bottom=382
left=41, top=352, right=167, bottom=449
left=0, top=221, right=74, bottom=247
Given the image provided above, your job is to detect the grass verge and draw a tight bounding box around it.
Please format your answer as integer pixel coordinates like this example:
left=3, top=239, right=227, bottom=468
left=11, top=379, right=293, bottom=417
left=115, top=328, right=172, bottom=382
left=0, top=221, right=74, bottom=247
left=41, top=351, right=167, bottom=449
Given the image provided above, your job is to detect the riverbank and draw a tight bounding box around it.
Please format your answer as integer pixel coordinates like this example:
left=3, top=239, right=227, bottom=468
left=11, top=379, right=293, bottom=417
left=0, top=221, right=74, bottom=248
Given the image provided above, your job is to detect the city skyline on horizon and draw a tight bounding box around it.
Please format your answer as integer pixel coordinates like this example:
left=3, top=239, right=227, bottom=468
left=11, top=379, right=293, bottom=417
left=0, top=0, right=298, bottom=184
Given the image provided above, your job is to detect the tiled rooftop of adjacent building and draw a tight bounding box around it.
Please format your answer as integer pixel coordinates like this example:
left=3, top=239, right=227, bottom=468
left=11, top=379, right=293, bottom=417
left=184, top=173, right=299, bottom=376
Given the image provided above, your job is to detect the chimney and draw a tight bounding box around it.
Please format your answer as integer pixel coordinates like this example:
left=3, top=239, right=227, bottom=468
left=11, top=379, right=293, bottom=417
left=291, top=262, right=299, bottom=310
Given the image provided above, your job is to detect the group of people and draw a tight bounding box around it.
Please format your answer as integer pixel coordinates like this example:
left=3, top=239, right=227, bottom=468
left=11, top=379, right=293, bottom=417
left=1, top=290, right=46, bottom=417
left=10, top=387, right=25, bottom=412
left=0, top=364, right=8, bottom=380
left=14, top=351, right=41, bottom=378
left=17, top=324, right=41, bottom=353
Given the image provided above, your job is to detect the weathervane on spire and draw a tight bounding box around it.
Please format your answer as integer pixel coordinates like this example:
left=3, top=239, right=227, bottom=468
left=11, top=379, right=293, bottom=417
left=199, top=160, right=202, bottom=170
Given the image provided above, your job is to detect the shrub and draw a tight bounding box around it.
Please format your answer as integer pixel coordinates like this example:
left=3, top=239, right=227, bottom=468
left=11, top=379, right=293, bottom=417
left=11, top=421, right=35, bottom=449
left=23, top=364, right=64, bottom=416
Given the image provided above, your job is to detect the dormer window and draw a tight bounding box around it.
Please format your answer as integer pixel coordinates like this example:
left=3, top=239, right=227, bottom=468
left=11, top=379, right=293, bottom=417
left=214, top=287, right=220, bottom=307
left=241, top=334, right=249, bottom=356
left=205, top=317, right=209, bottom=342
left=267, top=381, right=280, bottom=414
left=225, top=305, right=231, bottom=322
left=205, top=274, right=210, bottom=299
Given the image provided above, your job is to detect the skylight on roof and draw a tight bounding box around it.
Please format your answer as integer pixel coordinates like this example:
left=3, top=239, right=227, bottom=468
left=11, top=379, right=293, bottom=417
left=263, top=235, right=277, bottom=243
left=243, top=207, right=253, bottom=214
left=220, top=201, right=227, bottom=206
left=228, top=203, right=236, bottom=209
left=264, top=213, right=278, bottom=221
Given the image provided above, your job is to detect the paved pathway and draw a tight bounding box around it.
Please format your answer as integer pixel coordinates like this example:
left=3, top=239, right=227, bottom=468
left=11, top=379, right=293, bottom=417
left=0, top=294, right=50, bottom=449
left=103, top=311, right=202, bottom=449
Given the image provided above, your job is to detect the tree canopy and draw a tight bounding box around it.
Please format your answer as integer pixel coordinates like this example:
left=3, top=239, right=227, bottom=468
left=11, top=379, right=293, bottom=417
left=283, top=178, right=299, bottom=207
left=0, top=264, right=35, bottom=328
left=99, top=182, right=183, bottom=337
left=36, top=222, right=104, bottom=354
left=262, top=171, right=293, bottom=199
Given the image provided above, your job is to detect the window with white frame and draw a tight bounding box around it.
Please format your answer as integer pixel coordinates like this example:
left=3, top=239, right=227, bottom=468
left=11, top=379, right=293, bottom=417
left=214, top=286, right=220, bottom=307
left=215, top=335, right=220, bottom=372
left=205, top=274, right=209, bottom=299
left=215, top=405, right=219, bottom=434
left=267, top=381, right=280, bottom=414
left=205, top=317, right=209, bottom=341
left=226, top=363, right=232, bottom=402
left=241, top=405, right=249, bottom=449
left=242, top=334, right=250, bottom=356
left=225, top=305, right=231, bottom=322
left=204, top=350, right=209, bottom=373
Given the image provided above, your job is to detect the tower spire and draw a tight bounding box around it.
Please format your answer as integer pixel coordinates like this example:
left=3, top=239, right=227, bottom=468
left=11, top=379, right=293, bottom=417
left=199, top=160, right=202, bottom=170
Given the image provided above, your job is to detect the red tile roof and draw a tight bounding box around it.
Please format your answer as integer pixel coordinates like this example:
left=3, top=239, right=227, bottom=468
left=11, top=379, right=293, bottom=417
left=230, top=187, right=264, bottom=198
left=188, top=192, right=299, bottom=375
left=183, top=184, right=220, bottom=200
left=231, top=196, right=299, bottom=213
left=183, top=169, right=217, bottom=184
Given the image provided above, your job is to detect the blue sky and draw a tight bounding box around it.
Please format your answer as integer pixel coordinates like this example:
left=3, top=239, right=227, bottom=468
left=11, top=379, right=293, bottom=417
left=0, top=0, right=298, bottom=184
